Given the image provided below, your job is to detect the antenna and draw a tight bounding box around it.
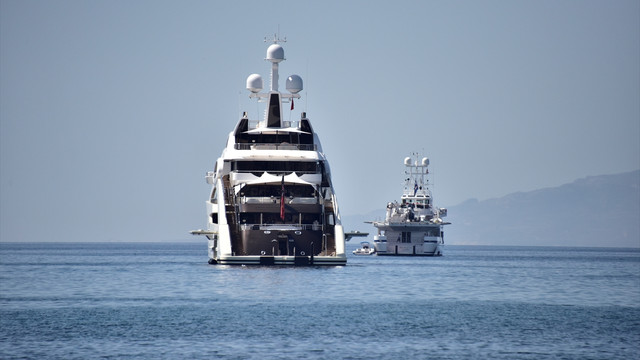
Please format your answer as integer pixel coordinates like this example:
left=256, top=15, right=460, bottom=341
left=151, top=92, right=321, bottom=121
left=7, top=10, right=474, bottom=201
left=305, top=59, right=309, bottom=112
left=264, top=33, right=287, bottom=44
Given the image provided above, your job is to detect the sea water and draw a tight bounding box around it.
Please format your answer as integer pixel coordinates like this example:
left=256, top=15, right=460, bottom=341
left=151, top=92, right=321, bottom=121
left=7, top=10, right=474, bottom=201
left=0, top=242, right=638, bottom=359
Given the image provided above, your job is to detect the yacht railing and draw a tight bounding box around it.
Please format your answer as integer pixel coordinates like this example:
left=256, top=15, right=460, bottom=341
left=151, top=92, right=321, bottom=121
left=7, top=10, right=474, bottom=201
left=240, top=223, right=322, bottom=231
left=247, top=120, right=300, bottom=129
left=241, top=197, right=277, bottom=204
left=234, top=143, right=317, bottom=151
left=240, top=197, right=318, bottom=204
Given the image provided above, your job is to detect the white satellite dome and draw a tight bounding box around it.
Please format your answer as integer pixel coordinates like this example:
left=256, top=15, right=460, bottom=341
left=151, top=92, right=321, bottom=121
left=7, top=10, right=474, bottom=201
left=246, top=74, right=263, bottom=93
left=286, top=75, right=303, bottom=94
left=421, top=157, right=430, bottom=166
left=266, top=44, right=285, bottom=63
left=404, top=157, right=412, bottom=166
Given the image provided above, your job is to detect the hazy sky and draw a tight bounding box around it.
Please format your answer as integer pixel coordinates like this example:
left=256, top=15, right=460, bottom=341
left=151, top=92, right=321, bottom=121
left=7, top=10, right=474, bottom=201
left=1, top=0, right=638, bottom=242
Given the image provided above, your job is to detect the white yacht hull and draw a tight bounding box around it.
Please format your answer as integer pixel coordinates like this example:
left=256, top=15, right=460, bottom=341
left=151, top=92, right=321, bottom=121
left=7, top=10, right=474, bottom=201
left=372, top=224, right=444, bottom=256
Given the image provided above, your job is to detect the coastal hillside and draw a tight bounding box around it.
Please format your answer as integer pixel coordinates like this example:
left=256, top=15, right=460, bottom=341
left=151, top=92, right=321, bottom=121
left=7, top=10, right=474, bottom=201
left=343, top=170, right=640, bottom=248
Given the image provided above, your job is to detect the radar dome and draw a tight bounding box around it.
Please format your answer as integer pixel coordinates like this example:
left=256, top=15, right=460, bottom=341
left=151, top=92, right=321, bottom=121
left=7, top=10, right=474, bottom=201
left=286, top=75, right=303, bottom=94
left=246, top=74, right=263, bottom=93
left=266, top=44, right=285, bottom=63
left=421, top=157, right=430, bottom=166
left=404, top=157, right=412, bottom=166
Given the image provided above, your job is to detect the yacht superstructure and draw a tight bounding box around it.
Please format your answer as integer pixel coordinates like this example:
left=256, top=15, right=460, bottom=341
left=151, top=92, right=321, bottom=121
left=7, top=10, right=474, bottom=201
left=191, top=38, right=346, bottom=266
left=371, top=153, right=450, bottom=256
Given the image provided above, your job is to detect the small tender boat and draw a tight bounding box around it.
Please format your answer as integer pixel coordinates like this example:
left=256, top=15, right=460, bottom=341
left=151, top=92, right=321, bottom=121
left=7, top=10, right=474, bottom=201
left=353, top=241, right=375, bottom=256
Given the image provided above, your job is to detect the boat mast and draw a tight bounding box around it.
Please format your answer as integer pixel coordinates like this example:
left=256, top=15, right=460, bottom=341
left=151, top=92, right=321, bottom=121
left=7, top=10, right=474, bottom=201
left=265, top=34, right=285, bottom=92
left=404, top=153, right=430, bottom=198
left=245, top=34, right=302, bottom=128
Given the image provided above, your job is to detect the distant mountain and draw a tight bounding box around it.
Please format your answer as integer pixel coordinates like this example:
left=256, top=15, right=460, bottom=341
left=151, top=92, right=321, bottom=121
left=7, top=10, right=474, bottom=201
left=342, top=170, right=640, bottom=248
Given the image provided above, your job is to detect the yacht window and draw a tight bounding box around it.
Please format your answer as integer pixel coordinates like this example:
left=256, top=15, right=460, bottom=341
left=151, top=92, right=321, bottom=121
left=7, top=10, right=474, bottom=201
left=232, top=161, right=318, bottom=173
left=326, top=213, right=335, bottom=226
left=240, top=184, right=315, bottom=198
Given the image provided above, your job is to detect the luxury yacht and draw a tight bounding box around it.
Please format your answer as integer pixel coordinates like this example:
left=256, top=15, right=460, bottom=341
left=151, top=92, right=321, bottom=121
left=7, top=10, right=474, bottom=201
left=371, top=153, right=450, bottom=256
left=191, top=38, right=346, bottom=266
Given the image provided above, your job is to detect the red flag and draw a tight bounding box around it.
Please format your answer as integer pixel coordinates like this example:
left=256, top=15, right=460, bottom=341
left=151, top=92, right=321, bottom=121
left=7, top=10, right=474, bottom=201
left=280, top=175, right=285, bottom=221
left=290, top=98, right=294, bottom=110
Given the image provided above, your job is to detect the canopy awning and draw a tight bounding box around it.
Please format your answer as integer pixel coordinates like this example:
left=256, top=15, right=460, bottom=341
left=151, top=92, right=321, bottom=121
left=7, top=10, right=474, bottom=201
left=234, top=172, right=320, bottom=193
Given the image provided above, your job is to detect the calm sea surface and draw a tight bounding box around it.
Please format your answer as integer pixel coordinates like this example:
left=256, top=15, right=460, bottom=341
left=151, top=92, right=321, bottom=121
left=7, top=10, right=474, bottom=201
left=1, top=242, right=638, bottom=359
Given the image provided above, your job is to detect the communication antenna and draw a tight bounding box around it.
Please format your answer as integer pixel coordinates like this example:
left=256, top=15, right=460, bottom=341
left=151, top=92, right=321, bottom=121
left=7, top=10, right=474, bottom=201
left=264, top=32, right=287, bottom=44
left=305, top=59, right=309, bottom=112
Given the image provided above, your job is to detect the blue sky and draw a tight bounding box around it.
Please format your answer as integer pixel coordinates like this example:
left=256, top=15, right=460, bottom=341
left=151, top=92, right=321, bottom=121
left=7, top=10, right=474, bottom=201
left=1, top=0, right=638, bottom=242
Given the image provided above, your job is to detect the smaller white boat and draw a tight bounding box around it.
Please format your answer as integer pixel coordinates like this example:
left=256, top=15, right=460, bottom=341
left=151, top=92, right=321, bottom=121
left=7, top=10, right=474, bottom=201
left=353, top=241, right=375, bottom=256
left=370, top=153, right=450, bottom=256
